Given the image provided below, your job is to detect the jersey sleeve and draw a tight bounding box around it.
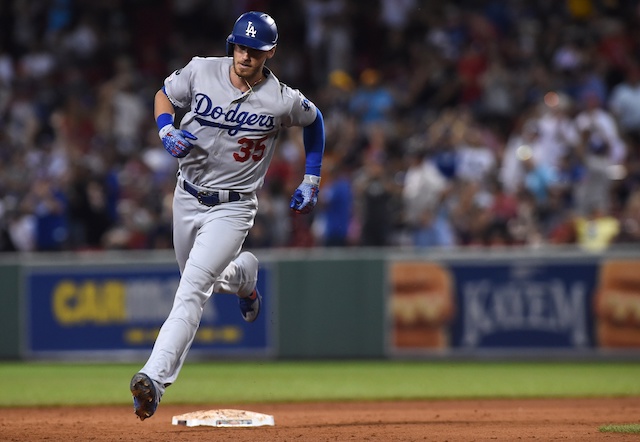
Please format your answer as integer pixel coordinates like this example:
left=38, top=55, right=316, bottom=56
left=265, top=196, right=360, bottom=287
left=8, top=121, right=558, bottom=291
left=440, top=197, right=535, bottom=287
left=281, top=85, right=318, bottom=128
left=163, top=58, right=196, bottom=109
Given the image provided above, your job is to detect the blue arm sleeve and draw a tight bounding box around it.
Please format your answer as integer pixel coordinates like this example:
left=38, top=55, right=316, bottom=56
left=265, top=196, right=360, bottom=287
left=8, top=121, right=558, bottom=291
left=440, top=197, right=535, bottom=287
left=302, top=108, right=325, bottom=176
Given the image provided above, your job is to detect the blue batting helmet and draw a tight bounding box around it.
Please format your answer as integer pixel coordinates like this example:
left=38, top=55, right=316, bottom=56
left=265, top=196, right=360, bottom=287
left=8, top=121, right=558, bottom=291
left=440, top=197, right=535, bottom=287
left=226, top=11, right=278, bottom=56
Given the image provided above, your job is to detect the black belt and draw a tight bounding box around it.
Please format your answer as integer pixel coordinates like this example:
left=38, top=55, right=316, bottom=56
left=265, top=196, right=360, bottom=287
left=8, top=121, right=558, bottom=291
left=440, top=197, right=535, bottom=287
left=183, top=180, right=242, bottom=206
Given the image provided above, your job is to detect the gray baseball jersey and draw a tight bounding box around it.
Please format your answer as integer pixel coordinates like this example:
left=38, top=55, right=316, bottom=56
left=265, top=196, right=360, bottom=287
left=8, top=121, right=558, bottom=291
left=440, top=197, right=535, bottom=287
left=164, top=56, right=318, bottom=193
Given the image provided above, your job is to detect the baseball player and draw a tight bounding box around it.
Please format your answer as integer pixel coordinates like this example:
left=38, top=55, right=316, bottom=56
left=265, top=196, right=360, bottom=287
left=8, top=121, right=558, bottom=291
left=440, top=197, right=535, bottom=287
left=129, top=11, right=325, bottom=420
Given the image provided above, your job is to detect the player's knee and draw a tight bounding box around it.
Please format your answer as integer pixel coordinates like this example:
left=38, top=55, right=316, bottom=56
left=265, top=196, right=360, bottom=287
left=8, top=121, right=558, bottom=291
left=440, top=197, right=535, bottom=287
left=238, top=251, right=258, bottom=266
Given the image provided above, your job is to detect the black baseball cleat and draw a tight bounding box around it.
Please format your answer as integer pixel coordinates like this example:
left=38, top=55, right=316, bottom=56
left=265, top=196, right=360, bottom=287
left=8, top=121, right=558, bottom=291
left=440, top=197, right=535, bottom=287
left=238, top=288, right=262, bottom=322
left=130, top=373, right=160, bottom=421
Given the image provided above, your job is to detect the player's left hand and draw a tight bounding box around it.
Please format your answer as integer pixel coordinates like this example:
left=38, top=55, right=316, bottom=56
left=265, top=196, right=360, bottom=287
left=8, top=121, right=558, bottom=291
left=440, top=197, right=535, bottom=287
left=290, top=174, right=320, bottom=214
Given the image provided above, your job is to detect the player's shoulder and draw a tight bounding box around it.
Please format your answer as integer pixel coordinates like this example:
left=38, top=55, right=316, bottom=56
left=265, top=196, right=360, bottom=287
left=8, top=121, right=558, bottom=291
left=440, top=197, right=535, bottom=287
left=279, top=81, right=313, bottom=106
left=180, top=56, right=231, bottom=80
left=264, top=67, right=297, bottom=99
left=261, top=67, right=315, bottom=116
left=189, top=55, right=230, bottom=66
left=274, top=75, right=310, bottom=102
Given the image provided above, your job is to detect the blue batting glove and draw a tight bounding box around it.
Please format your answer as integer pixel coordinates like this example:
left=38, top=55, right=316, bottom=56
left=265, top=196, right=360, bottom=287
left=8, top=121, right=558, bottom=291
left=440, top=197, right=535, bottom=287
left=290, top=174, right=321, bottom=214
left=159, top=125, right=197, bottom=158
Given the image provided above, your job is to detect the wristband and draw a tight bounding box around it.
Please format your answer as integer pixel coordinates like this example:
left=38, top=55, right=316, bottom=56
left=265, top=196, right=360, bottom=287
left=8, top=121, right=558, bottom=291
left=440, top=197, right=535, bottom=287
left=303, top=174, right=321, bottom=186
left=156, top=113, right=174, bottom=131
left=158, top=124, right=173, bottom=139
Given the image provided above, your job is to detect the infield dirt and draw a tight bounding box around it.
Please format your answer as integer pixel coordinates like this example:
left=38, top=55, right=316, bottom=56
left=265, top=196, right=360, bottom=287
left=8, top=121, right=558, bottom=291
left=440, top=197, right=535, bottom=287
left=1, top=397, right=639, bottom=441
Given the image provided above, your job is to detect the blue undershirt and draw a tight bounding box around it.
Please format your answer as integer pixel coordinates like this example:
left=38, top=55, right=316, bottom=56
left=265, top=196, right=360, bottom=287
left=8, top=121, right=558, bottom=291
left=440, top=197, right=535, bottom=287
left=303, top=108, right=325, bottom=177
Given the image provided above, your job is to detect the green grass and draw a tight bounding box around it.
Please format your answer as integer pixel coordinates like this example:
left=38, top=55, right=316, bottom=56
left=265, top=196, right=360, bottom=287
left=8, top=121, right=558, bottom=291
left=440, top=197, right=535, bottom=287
left=599, top=424, right=640, bottom=434
left=0, top=360, right=639, bottom=407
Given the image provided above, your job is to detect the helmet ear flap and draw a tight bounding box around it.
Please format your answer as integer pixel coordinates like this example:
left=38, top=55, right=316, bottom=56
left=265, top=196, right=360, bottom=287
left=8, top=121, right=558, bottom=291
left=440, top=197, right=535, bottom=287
left=226, top=40, right=233, bottom=56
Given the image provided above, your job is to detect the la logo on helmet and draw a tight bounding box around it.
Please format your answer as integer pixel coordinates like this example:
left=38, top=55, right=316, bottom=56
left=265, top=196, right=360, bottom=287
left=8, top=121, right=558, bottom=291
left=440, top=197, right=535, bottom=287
left=245, top=21, right=257, bottom=37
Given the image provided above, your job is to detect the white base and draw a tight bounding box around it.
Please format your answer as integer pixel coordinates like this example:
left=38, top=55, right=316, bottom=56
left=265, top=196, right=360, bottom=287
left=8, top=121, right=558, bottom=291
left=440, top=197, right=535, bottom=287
left=172, top=409, right=275, bottom=427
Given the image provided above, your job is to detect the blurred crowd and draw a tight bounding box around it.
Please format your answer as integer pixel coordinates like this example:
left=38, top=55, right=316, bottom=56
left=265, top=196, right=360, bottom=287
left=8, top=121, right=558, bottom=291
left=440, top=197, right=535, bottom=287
left=2, top=0, right=640, bottom=253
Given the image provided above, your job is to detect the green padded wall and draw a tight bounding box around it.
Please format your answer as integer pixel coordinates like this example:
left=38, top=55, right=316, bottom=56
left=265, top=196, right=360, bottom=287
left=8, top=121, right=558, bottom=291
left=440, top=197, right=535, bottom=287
left=0, top=263, right=21, bottom=358
left=276, top=257, right=386, bottom=358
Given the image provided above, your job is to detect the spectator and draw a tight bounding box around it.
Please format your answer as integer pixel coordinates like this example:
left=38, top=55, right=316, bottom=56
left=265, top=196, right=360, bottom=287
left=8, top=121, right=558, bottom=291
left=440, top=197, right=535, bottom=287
left=315, top=160, right=353, bottom=247
left=614, top=189, right=640, bottom=244
left=379, top=0, right=417, bottom=32
left=500, top=118, right=542, bottom=195
left=302, top=0, right=347, bottom=85
left=448, top=180, right=492, bottom=246
left=608, top=64, right=640, bottom=147
left=518, top=144, right=561, bottom=207
left=486, top=176, right=518, bottom=231
left=6, top=81, right=40, bottom=149
left=5, top=208, right=36, bottom=252
left=66, top=164, right=114, bottom=250
left=349, top=68, right=396, bottom=135
left=21, top=177, right=69, bottom=251
left=454, top=122, right=497, bottom=186
left=533, top=92, right=580, bottom=173
left=573, top=91, right=626, bottom=215
left=478, top=53, right=517, bottom=135
left=574, top=206, right=620, bottom=252
left=353, top=158, right=396, bottom=247
left=456, top=42, right=488, bottom=106
left=96, top=56, right=147, bottom=155
left=401, top=146, right=454, bottom=248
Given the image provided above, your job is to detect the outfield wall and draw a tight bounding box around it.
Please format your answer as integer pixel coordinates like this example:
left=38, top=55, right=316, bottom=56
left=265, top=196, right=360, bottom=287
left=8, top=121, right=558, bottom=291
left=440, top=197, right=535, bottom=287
left=2, top=247, right=640, bottom=360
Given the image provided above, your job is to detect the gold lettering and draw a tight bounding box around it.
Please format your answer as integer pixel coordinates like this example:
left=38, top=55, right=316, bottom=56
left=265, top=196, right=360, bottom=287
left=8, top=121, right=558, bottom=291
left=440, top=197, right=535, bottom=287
left=52, top=280, right=78, bottom=325
left=52, top=280, right=127, bottom=325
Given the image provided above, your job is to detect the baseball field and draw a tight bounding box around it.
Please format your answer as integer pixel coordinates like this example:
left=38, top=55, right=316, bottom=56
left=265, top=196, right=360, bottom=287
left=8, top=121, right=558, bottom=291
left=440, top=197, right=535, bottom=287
left=1, top=360, right=639, bottom=441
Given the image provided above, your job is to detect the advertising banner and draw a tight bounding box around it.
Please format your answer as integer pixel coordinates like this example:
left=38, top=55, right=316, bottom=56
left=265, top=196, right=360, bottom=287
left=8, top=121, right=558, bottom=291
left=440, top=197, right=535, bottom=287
left=25, top=264, right=271, bottom=357
left=449, top=260, right=597, bottom=349
left=389, top=258, right=602, bottom=354
left=592, top=259, right=640, bottom=348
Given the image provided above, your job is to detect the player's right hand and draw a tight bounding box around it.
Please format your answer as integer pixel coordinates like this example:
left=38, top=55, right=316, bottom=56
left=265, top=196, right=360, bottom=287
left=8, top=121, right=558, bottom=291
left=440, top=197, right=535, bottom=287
left=159, top=125, right=197, bottom=158
left=290, top=174, right=321, bottom=214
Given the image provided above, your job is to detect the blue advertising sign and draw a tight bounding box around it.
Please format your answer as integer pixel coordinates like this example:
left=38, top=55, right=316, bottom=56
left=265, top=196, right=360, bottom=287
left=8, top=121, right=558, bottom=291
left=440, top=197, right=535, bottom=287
left=449, top=260, right=599, bottom=349
left=388, top=258, right=601, bottom=355
left=25, top=264, right=271, bottom=356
